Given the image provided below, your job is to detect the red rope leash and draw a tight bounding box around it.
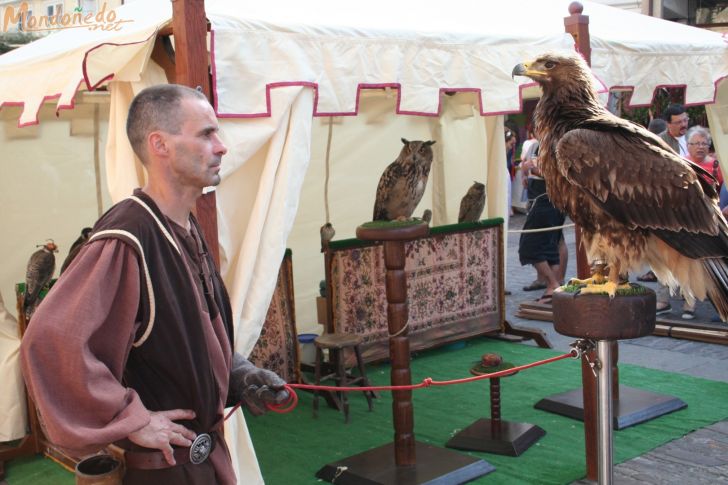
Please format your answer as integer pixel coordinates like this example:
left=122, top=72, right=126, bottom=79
left=225, top=350, right=576, bottom=419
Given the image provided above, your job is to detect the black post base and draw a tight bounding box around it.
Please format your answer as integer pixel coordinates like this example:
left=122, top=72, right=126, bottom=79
left=535, top=385, right=687, bottom=430
left=446, top=418, right=545, bottom=456
left=315, top=441, right=495, bottom=484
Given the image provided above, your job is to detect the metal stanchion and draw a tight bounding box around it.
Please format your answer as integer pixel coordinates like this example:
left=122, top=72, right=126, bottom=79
left=596, top=340, right=613, bottom=484
left=551, top=287, right=660, bottom=483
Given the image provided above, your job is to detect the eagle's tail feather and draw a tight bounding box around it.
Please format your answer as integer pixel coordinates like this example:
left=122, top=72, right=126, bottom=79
left=704, top=258, right=728, bottom=322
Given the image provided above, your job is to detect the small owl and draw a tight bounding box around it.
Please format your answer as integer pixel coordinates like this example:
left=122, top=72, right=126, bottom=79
left=458, top=181, right=486, bottom=223
left=320, top=222, right=335, bottom=250
left=60, top=227, right=92, bottom=274
left=25, top=240, right=58, bottom=320
left=373, top=138, right=436, bottom=221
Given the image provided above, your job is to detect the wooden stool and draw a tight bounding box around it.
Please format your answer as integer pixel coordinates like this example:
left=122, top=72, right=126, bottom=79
left=313, top=333, right=375, bottom=423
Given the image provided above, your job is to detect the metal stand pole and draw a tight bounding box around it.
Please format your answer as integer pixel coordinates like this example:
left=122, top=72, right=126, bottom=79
left=596, top=340, right=613, bottom=485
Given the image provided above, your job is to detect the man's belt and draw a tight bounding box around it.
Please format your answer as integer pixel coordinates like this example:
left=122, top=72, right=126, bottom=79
left=118, top=433, right=215, bottom=470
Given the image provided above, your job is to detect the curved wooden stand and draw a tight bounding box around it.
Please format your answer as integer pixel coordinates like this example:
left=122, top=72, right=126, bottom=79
left=316, top=221, right=494, bottom=484
left=541, top=289, right=686, bottom=483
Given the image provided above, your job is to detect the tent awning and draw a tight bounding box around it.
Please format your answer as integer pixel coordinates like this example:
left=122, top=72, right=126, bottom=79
left=1, top=0, right=728, bottom=126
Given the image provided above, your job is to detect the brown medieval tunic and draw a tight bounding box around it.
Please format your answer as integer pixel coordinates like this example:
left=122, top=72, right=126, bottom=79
left=21, top=190, right=237, bottom=484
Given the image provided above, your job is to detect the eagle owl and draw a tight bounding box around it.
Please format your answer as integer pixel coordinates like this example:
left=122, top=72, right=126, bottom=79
left=25, top=240, right=58, bottom=320
left=373, top=138, right=436, bottom=221
left=458, top=182, right=486, bottom=223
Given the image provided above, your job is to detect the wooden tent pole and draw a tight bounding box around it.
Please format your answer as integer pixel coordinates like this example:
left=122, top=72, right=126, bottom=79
left=563, top=3, right=598, bottom=481
left=564, top=1, right=591, bottom=281
left=94, top=104, right=103, bottom=218
left=172, top=0, right=221, bottom=267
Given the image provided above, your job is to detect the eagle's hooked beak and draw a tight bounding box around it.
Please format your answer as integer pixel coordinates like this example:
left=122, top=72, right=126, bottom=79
left=512, top=61, right=544, bottom=79
left=512, top=62, right=528, bottom=78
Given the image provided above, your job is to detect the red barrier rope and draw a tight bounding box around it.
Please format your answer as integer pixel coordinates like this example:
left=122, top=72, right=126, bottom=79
left=225, top=350, right=576, bottom=419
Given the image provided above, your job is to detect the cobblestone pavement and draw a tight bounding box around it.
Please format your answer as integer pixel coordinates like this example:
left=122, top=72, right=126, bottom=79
left=503, top=212, right=728, bottom=484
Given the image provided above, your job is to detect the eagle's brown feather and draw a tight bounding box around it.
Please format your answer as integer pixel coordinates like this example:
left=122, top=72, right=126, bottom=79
left=513, top=52, right=728, bottom=320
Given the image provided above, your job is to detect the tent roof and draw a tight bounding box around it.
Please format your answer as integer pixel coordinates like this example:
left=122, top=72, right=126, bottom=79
left=1, top=0, right=727, bottom=125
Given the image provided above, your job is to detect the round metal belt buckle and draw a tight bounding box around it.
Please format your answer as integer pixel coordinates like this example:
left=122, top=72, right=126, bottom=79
left=190, top=433, right=212, bottom=465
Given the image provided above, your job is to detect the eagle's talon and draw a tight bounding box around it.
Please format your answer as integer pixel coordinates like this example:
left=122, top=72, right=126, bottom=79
left=578, top=281, right=631, bottom=298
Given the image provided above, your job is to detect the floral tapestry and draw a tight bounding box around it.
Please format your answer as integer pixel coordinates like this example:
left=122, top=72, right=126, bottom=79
left=249, top=252, right=301, bottom=383
left=329, top=224, right=503, bottom=362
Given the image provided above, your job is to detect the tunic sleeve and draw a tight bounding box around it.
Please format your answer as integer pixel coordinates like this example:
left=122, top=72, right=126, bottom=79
left=20, top=238, right=151, bottom=455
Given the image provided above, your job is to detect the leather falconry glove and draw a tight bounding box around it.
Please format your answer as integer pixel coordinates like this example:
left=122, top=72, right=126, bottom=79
left=229, top=353, right=289, bottom=416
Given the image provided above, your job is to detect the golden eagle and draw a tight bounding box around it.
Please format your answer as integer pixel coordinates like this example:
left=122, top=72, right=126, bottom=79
left=512, top=52, right=728, bottom=320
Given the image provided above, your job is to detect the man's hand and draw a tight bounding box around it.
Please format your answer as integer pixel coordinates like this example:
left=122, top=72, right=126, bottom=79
left=128, top=409, right=197, bottom=466
left=230, top=354, right=289, bottom=416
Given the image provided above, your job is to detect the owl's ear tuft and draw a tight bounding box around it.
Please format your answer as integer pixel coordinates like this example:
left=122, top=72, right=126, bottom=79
left=401, top=138, right=410, bottom=145
left=424, top=140, right=436, bottom=146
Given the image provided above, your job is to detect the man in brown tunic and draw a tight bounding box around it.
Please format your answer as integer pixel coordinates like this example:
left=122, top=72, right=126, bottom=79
left=20, top=84, right=288, bottom=484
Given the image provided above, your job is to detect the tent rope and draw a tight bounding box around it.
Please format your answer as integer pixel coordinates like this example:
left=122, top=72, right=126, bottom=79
left=508, top=223, right=575, bottom=234
left=324, top=117, right=333, bottom=223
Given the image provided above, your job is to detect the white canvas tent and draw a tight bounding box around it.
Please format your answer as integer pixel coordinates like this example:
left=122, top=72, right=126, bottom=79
left=2, top=0, right=728, bottom=482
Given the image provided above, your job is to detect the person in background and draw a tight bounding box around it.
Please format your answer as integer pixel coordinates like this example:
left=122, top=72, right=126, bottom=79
left=675, top=126, right=722, bottom=320
left=518, top=145, right=568, bottom=304
left=518, top=135, right=548, bottom=291
left=20, top=84, right=289, bottom=484
left=658, top=104, right=689, bottom=156
left=647, top=118, right=667, bottom=139
left=505, top=129, right=517, bottom=217
left=519, top=127, right=538, bottom=203
left=686, top=125, right=722, bottom=186
left=520, top=127, right=538, bottom=167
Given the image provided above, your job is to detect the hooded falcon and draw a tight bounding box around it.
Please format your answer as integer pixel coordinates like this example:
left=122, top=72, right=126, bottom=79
left=373, top=139, right=436, bottom=221
left=512, top=52, right=728, bottom=320
left=25, top=240, right=58, bottom=320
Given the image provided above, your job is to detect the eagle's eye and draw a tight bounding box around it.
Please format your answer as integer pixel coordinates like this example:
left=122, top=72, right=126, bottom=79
left=544, top=61, right=556, bottom=69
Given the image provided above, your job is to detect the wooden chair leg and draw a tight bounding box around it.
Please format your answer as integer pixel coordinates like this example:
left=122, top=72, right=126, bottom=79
left=313, top=347, right=323, bottom=418
left=354, top=345, right=374, bottom=411
left=334, top=349, right=350, bottom=423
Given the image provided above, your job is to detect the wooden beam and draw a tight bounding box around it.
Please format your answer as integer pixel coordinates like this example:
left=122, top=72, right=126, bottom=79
left=171, top=0, right=220, bottom=267
left=564, top=3, right=597, bottom=481
left=564, top=1, right=591, bottom=281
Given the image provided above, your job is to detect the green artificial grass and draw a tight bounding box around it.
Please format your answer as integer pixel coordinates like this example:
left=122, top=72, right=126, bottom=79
left=4, top=455, right=73, bottom=485
left=359, top=219, right=428, bottom=229
left=248, top=339, right=728, bottom=484
left=6, top=339, right=727, bottom=484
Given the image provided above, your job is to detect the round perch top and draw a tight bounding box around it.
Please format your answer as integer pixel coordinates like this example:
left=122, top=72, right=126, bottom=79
left=356, top=220, right=429, bottom=242
left=481, top=353, right=502, bottom=367
left=569, top=1, right=584, bottom=14
left=470, top=353, right=516, bottom=376
left=552, top=286, right=656, bottom=340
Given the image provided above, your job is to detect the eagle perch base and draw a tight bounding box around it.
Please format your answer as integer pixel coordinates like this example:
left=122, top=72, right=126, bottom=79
left=542, top=288, right=686, bottom=483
